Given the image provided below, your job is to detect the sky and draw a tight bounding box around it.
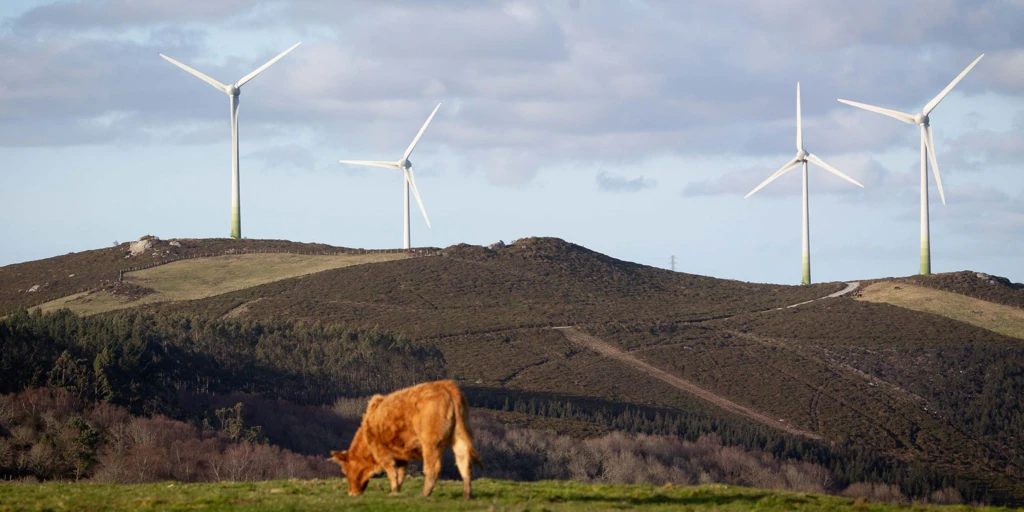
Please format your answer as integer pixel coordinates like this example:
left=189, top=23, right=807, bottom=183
left=1, top=0, right=1022, bottom=285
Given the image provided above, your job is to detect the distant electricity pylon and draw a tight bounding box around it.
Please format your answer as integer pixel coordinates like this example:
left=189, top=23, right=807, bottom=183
left=670, top=255, right=676, bottom=272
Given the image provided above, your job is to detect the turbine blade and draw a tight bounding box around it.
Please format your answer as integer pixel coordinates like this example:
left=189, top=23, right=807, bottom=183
left=796, top=82, right=803, bottom=151
left=235, top=42, right=301, bottom=88
left=338, top=160, right=400, bottom=169
left=837, top=99, right=916, bottom=124
left=807, top=153, right=864, bottom=188
left=159, top=54, right=227, bottom=93
left=403, top=103, right=442, bottom=160
left=744, top=157, right=801, bottom=199
left=924, top=54, right=984, bottom=115
left=924, top=125, right=947, bottom=205
left=405, top=168, right=431, bottom=228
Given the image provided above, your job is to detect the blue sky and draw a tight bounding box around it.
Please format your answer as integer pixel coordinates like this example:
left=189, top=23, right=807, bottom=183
left=1, top=0, right=1022, bottom=285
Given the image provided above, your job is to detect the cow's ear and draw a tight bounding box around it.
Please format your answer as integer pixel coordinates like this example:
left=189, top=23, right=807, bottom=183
left=367, top=395, right=384, bottom=411
left=330, top=450, right=348, bottom=463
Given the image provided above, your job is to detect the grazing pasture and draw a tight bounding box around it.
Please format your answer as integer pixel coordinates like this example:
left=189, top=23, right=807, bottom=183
left=0, top=479, right=1001, bottom=511
left=34, top=252, right=408, bottom=316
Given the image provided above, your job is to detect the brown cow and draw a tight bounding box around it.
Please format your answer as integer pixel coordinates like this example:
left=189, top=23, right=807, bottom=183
left=330, top=380, right=481, bottom=499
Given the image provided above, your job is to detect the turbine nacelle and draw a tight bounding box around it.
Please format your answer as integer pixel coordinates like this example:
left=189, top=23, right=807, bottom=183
left=796, top=150, right=808, bottom=161
left=913, top=113, right=927, bottom=125
left=400, top=159, right=411, bottom=169
left=226, top=84, right=240, bottom=96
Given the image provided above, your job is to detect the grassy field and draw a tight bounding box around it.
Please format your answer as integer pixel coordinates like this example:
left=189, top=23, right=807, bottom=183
left=0, top=478, right=1006, bottom=512
left=0, top=238, right=397, bottom=314
left=34, top=252, right=408, bottom=316
left=857, top=282, right=1024, bottom=340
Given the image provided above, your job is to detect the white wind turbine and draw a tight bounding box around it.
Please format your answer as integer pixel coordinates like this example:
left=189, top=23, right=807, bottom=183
left=159, top=42, right=301, bottom=239
left=339, top=103, right=441, bottom=250
left=745, top=83, right=864, bottom=285
left=838, top=54, right=984, bottom=275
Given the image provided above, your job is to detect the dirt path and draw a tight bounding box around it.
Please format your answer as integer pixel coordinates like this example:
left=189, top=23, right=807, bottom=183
left=773, top=282, right=860, bottom=310
left=553, top=326, right=822, bottom=439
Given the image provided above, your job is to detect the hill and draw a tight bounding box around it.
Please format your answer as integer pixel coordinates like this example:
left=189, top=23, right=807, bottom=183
left=904, top=271, right=1024, bottom=309
left=0, top=236, right=421, bottom=316
left=35, top=252, right=409, bottom=316
left=856, top=281, right=1024, bottom=339
left=148, top=237, right=843, bottom=335
left=3, top=236, right=1023, bottom=505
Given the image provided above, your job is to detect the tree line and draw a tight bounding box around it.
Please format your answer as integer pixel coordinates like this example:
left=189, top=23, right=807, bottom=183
left=0, top=308, right=446, bottom=415
left=467, top=392, right=992, bottom=504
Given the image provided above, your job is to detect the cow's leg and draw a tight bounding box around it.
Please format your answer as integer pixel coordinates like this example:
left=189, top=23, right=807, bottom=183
left=421, top=447, right=442, bottom=497
left=395, top=461, right=408, bottom=491
left=383, top=462, right=401, bottom=495
left=453, top=439, right=474, bottom=499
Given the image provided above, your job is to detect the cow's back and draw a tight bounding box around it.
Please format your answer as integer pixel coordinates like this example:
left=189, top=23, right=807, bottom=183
left=363, top=381, right=461, bottom=460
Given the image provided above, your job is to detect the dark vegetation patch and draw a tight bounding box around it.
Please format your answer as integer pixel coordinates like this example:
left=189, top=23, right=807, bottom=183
left=151, top=237, right=843, bottom=337
left=903, top=271, right=1024, bottom=309
left=465, top=389, right=979, bottom=503
left=105, top=281, right=157, bottom=302
left=0, top=237, right=386, bottom=315
left=709, top=299, right=1024, bottom=502
left=584, top=319, right=982, bottom=454
left=0, top=308, right=445, bottom=412
left=0, top=388, right=337, bottom=483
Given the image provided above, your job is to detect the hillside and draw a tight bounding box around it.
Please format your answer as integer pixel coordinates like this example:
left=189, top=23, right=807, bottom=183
left=35, top=252, right=409, bottom=316
left=148, top=237, right=843, bottom=335
left=3, top=237, right=1023, bottom=505
left=904, top=271, right=1024, bottom=309
left=0, top=236, right=420, bottom=315
left=856, top=281, right=1024, bottom=339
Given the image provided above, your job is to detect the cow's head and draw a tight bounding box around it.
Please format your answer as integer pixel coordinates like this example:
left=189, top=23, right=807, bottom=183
left=330, top=450, right=373, bottom=496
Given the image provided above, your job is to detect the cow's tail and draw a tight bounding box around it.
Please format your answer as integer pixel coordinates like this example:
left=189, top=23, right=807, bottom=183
left=446, top=380, right=483, bottom=469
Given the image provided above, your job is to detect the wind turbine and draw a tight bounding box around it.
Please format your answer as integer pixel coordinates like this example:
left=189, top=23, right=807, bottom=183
left=159, top=42, right=302, bottom=239
left=745, top=83, right=864, bottom=285
left=339, top=103, right=441, bottom=250
left=838, top=54, right=984, bottom=275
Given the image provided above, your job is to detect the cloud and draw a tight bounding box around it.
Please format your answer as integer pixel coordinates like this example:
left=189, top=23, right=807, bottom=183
left=0, top=0, right=1021, bottom=186
left=982, top=50, right=1024, bottom=93
left=8, top=0, right=260, bottom=33
left=939, top=183, right=1024, bottom=235
left=595, top=171, right=655, bottom=193
left=943, top=112, right=1024, bottom=171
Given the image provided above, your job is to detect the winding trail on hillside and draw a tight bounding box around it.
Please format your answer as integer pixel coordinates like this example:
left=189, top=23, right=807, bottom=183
left=554, top=326, right=823, bottom=439
left=774, top=281, right=860, bottom=310
left=550, top=283, right=860, bottom=439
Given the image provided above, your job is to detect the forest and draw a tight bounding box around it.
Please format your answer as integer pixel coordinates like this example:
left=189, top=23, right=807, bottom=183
left=0, top=308, right=992, bottom=504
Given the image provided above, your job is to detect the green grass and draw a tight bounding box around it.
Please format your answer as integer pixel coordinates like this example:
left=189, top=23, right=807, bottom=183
left=0, top=478, right=1002, bottom=511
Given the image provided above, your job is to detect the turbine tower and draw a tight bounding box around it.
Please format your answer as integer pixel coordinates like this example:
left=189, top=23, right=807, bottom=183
left=838, top=54, right=984, bottom=275
left=159, top=42, right=301, bottom=239
left=745, top=83, right=864, bottom=285
left=339, top=103, right=441, bottom=250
